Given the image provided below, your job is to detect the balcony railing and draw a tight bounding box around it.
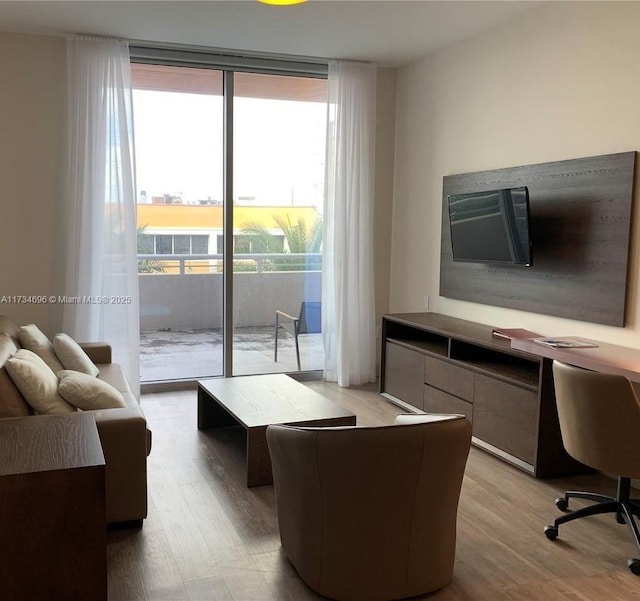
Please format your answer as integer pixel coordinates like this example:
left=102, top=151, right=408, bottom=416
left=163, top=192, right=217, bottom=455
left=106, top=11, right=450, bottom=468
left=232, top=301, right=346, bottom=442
left=137, top=253, right=323, bottom=275
left=137, top=253, right=322, bottom=332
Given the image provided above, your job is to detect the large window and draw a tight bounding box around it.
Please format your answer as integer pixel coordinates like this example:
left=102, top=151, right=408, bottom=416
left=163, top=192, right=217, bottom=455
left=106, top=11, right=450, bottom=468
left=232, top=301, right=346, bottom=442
left=131, top=53, right=327, bottom=383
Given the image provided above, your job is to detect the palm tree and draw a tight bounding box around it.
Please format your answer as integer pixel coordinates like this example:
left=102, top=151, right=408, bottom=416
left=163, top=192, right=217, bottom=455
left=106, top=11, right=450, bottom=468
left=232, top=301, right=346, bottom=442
left=273, top=214, right=323, bottom=253
left=241, top=214, right=323, bottom=272
left=272, top=214, right=323, bottom=271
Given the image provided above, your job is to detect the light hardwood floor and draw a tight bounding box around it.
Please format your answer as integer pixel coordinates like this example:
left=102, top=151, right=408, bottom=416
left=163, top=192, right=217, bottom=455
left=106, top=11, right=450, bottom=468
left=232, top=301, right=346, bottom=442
left=107, top=381, right=640, bottom=600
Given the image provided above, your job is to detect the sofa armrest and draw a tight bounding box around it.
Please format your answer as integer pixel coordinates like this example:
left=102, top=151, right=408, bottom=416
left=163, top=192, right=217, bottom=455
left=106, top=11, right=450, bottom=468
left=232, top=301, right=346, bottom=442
left=79, top=342, right=112, bottom=365
left=93, top=406, right=150, bottom=524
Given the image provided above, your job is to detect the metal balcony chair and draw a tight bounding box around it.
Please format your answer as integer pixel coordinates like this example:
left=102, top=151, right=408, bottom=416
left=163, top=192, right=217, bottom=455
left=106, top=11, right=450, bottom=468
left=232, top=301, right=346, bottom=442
left=274, top=301, right=321, bottom=371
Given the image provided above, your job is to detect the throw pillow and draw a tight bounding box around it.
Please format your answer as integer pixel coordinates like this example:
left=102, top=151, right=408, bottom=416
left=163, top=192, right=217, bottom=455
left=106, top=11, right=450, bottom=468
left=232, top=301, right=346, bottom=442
left=0, top=334, right=33, bottom=418
left=57, top=370, right=126, bottom=410
left=17, top=324, right=64, bottom=373
left=5, top=349, right=75, bottom=414
left=53, top=333, right=100, bottom=377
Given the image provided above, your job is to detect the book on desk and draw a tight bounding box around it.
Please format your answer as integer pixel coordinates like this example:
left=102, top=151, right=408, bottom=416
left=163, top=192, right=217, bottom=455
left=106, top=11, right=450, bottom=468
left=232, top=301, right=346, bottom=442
left=492, top=327, right=542, bottom=340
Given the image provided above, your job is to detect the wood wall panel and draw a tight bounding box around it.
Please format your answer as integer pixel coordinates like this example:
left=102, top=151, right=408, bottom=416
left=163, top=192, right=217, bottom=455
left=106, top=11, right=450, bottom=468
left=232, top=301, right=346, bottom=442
left=439, top=152, right=636, bottom=326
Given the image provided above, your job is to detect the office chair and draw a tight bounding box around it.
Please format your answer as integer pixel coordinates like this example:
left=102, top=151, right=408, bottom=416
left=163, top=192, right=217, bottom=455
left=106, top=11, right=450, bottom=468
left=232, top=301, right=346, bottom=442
left=544, top=361, right=640, bottom=574
left=274, top=301, right=321, bottom=371
left=266, top=414, right=472, bottom=601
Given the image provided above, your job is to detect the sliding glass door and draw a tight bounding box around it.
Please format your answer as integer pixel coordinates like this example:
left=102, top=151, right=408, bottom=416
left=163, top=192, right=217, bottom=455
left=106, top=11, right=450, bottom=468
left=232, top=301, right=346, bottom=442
left=131, top=57, right=327, bottom=383
left=232, top=73, right=327, bottom=375
left=132, top=64, right=225, bottom=382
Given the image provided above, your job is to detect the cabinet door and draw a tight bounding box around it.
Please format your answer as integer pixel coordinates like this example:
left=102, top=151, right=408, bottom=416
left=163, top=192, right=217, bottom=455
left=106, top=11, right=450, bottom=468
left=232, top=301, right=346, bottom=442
left=384, top=342, right=424, bottom=410
left=473, top=374, right=538, bottom=465
left=423, top=385, right=473, bottom=421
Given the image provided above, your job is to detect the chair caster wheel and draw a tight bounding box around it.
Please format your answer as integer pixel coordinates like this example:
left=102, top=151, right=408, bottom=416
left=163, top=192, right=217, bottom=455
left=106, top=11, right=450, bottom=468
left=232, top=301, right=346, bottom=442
left=628, top=558, right=640, bottom=575
left=616, top=513, right=627, bottom=525
left=544, top=525, right=558, bottom=541
left=555, top=497, right=568, bottom=511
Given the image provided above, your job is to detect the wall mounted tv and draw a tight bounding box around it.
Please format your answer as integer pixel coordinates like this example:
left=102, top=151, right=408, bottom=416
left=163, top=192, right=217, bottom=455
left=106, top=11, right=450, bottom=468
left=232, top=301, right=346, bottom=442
left=447, top=186, right=533, bottom=266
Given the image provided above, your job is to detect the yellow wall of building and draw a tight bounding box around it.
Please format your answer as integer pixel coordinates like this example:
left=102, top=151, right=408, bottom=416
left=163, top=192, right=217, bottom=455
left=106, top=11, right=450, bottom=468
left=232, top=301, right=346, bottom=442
left=137, top=204, right=320, bottom=231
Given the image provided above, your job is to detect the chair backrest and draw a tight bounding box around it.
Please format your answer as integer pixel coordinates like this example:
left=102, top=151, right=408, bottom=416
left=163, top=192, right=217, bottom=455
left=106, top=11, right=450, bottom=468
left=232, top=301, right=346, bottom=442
left=266, top=415, right=471, bottom=601
left=552, top=361, right=640, bottom=478
left=298, top=301, right=321, bottom=334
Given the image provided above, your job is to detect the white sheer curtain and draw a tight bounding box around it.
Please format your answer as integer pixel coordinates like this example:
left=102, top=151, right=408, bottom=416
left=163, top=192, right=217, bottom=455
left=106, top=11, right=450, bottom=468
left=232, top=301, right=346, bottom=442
left=322, top=60, right=377, bottom=387
left=63, top=35, right=140, bottom=397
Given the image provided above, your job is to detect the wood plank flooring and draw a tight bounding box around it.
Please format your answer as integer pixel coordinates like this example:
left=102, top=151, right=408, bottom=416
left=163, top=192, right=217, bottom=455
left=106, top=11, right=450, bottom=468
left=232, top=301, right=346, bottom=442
left=107, top=381, right=640, bottom=600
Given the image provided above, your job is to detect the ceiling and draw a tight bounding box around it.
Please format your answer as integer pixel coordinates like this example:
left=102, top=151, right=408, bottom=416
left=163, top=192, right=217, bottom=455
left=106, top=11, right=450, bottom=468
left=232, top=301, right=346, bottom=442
left=0, top=1, right=540, bottom=67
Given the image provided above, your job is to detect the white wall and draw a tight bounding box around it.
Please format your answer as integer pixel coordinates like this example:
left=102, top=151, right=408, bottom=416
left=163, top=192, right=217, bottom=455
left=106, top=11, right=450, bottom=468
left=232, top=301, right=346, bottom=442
left=0, top=33, right=66, bottom=335
left=391, top=2, right=640, bottom=346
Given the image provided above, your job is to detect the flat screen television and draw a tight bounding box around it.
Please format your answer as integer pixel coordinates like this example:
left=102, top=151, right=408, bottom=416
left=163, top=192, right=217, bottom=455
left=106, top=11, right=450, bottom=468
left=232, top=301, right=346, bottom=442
left=447, top=186, right=533, bottom=266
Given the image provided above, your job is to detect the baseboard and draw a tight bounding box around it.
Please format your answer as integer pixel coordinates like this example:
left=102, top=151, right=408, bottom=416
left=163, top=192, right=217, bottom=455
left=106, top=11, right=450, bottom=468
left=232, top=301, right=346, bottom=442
left=141, top=379, right=198, bottom=393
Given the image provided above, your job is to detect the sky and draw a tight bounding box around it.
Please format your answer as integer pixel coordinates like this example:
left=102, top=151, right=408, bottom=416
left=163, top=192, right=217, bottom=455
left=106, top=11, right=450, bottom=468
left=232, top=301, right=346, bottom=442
left=132, top=89, right=327, bottom=210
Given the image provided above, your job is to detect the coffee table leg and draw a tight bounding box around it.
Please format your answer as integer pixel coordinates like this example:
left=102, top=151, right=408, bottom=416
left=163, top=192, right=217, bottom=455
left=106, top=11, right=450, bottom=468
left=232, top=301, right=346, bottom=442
left=246, top=426, right=272, bottom=487
left=198, top=386, right=238, bottom=430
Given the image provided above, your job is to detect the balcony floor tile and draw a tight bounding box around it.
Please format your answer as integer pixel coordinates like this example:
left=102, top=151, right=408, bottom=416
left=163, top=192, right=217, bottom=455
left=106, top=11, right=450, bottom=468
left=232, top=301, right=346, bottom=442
left=140, top=326, right=323, bottom=382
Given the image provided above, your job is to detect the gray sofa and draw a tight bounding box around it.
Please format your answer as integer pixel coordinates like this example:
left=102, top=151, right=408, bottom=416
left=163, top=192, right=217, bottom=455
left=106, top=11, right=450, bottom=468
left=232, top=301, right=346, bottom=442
left=0, top=315, right=151, bottom=526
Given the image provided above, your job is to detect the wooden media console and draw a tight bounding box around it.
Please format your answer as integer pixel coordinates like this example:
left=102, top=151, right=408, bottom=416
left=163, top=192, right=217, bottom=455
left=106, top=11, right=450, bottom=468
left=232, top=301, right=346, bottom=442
left=380, top=312, right=587, bottom=478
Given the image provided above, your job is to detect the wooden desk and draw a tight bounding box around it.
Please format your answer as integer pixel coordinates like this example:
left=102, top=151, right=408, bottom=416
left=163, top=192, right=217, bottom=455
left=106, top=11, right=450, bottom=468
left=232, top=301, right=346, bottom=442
left=511, top=337, right=640, bottom=383
left=0, top=413, right=107, bottom=601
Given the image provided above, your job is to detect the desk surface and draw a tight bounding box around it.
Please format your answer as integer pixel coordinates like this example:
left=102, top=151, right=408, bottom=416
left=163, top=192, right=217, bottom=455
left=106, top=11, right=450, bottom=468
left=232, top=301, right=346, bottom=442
left=511, top=337, right=640, bottom=383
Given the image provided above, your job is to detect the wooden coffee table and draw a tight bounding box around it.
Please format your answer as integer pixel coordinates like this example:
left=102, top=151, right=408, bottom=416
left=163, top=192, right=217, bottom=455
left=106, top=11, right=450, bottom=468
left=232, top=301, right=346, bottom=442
left=197, top=374, right=356, bottom=487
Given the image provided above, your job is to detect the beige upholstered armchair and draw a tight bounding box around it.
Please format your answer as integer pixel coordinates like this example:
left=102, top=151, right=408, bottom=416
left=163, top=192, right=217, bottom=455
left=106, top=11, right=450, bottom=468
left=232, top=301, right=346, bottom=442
left=266, top=414, right=472, bottom=601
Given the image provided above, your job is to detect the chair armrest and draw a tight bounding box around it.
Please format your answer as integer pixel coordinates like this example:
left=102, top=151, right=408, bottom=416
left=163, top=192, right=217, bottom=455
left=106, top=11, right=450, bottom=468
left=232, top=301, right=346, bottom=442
left=276, top=310, right=298, bottom=322
left=394, top=413, right=465, bottom=425
left=79, top=342, right=112, bottom=365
